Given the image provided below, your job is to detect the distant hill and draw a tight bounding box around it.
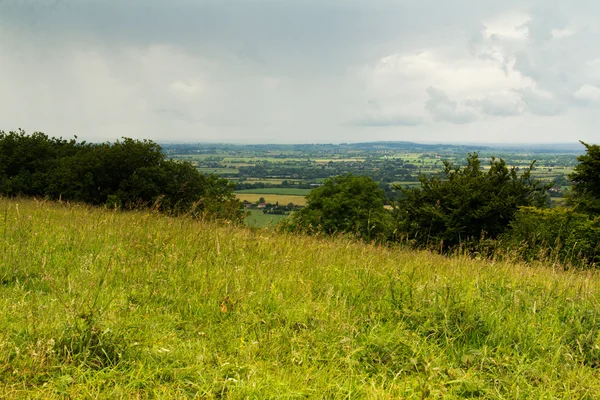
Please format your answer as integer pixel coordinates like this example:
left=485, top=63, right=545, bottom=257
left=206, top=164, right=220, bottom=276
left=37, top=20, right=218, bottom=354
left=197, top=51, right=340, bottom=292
left=160, top=140, right=583, bottom=154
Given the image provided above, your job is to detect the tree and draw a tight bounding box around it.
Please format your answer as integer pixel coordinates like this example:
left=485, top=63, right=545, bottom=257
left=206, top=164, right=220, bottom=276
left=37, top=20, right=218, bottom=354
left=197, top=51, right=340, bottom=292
left=568, top=141, right=600, bottom=215
left=286, top=174, right=391, bottom=241
left=0, top=131, right=245, bottom=223
left=393, top=153, right=549, bottom=250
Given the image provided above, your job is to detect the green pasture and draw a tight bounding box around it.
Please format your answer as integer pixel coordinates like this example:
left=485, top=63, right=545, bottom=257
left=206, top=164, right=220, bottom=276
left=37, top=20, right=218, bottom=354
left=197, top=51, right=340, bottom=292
left=197, top=167, right=239, bottom=175
left=244, top=209, right=289, bottom=227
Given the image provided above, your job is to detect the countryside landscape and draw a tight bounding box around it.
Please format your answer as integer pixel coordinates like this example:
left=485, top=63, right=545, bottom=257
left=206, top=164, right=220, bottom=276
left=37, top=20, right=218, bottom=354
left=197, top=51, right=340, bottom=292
left=165, top=141, right=582, bottom=227
left=1, top=131, right=600, bottom=398
left=3, top=0, right=600, bottom=398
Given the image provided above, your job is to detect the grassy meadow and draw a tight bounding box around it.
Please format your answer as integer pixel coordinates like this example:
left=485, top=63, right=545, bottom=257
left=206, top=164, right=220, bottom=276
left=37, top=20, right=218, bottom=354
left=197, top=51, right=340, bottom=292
left=244, top=210, right=289, bottom=228
left=2, top=198, right=600, bottom=398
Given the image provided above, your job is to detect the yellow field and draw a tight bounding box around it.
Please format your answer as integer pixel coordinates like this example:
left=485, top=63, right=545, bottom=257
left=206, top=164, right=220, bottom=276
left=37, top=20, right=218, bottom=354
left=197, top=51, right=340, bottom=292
left=235, top=193, right=307, bottom=206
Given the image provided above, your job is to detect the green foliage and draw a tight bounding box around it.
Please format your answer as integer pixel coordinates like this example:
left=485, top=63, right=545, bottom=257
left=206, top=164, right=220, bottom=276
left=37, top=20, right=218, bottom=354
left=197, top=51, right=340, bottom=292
left=502, top=207, right=600, bottom=267
left=0, top=130, right=244, bottom=222
left=286, top=174, right=391, bottom=241
left=394, top=153, right=549, bottom=250
left=568, top=141, right=600, bottom=215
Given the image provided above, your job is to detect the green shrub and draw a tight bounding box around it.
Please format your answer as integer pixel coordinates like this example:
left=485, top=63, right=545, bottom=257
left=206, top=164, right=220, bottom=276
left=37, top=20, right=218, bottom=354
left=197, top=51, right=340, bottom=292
left=502, top=206, right=600, bottom=267
left=393, top=153, right=549, bottom=251
left=0, top=130, right=244, bottom=222
left=285, top=174, right=392, bottom=241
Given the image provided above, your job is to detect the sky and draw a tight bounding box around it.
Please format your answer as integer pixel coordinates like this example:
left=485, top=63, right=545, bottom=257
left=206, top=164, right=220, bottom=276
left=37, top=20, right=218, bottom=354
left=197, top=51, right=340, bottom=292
left=0, top=0, right=599, bottom=144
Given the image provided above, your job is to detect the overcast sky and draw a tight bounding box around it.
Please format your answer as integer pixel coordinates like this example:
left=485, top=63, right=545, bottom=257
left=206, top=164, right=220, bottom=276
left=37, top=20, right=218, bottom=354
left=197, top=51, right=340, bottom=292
left=1, top=0, right=599, bottom=144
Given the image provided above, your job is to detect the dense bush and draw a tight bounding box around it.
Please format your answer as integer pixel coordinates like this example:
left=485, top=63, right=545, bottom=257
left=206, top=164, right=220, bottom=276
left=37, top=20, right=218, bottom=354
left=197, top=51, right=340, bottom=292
left=393, top=153, right=549, bottom=250
left=0, top=130, right=244, bottom=222
left=502, top=207, right=600, bottom=267
left=285, top=174, right=392, bottom=241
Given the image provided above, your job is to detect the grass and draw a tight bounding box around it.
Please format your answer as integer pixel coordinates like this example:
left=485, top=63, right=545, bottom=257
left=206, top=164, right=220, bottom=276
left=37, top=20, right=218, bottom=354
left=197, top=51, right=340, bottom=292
left=2, top=198, right=600, bottom=398
left=234, top=193, right=308, bottom=206
left=244, top=210, right=289, bottom=227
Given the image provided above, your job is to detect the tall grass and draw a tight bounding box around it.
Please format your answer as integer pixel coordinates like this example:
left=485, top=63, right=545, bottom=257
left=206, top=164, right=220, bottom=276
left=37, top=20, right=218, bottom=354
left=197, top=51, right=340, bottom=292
left=1, top=198, right=600, bottom=398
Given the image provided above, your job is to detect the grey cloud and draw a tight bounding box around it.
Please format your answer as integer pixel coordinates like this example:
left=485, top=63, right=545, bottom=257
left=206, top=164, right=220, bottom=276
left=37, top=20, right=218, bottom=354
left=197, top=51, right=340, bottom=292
left=351, top=115, right=424, bottom=127
left=509, top=2, right=600, bottom=112
left=1, top=0, right=600, bottom=143
left=520, top=88, right=567, bottom=116
left=425, top=87, right=477, bottom=124
left=525, top=2, right=568, bottom=43
left=470, top=94, right=524, bottom=117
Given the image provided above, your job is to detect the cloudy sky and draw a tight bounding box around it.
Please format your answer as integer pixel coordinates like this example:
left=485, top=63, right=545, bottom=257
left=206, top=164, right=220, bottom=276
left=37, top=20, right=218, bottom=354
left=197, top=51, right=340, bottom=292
left=1, top=0, right=599, bottom=144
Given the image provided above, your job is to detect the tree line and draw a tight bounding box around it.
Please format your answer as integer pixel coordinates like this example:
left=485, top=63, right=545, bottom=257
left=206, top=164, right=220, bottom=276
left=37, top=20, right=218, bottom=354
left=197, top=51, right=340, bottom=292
left=284, top=142, right=600, bottom=267
left=0, top=130, right=244, bottom=222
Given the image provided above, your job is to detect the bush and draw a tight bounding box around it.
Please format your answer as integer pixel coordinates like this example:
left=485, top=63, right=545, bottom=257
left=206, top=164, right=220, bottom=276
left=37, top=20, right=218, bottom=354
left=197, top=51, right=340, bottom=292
left=0, top=130, right=244, bottom=222
left=393, top=153, right=549, bottom=251
left=285, top=174, right=392, bottom=241
left=502, top=207, right=600, bottom=267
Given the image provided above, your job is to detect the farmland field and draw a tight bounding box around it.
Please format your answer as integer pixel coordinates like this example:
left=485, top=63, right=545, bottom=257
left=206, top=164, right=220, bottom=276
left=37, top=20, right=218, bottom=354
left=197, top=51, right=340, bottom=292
left=235, top=188, right=311, bottom=196
left=235, top=193, right=307, bottom=206
left=244, top=209, right=289, bottom=227
left=196, top=167, right=239, bottom=175
left=164, top=141, right=584, bottom=226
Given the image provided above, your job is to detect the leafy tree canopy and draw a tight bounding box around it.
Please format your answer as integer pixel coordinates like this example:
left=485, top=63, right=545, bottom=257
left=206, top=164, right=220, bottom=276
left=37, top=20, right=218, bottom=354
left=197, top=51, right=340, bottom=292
left=394, top=153, right=549, bottom=250
left=0, top=130, right=244, bottom=222
left=286, top=174, right=391, bottom=241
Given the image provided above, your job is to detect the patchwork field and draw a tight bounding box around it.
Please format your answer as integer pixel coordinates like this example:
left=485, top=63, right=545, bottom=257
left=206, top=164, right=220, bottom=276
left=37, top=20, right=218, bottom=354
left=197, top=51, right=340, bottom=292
left=235, top=188, right=311, bottom=196
left=235, top=193, right=308, bottom=206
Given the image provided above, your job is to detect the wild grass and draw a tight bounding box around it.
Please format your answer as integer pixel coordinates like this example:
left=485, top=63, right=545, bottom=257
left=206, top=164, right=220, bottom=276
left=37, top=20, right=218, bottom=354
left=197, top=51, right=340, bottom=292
left=1, top=198, right=600, bottom=398
left=244, top=210, right=289, bottom=227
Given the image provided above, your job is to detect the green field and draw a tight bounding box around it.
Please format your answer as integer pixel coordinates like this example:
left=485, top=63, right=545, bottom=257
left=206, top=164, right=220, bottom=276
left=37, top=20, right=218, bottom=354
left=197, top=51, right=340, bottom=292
left=244, top=209, right=289, bottom=227
left=391, top=181, right=421, bottom=187
left=3, top=198, right=600, bottom=397
left=242, top=178, right=303, bottom=185
left=222, top=157, right=312, bottom=163
left=235, top=188, right=311, bottom=196
left=197, top=167, right=239, bottom=175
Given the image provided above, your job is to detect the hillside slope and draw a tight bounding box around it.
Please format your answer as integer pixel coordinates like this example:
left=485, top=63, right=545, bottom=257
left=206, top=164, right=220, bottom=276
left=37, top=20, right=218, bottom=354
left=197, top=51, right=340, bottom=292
left=1, top=198, right=600, bottom=398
